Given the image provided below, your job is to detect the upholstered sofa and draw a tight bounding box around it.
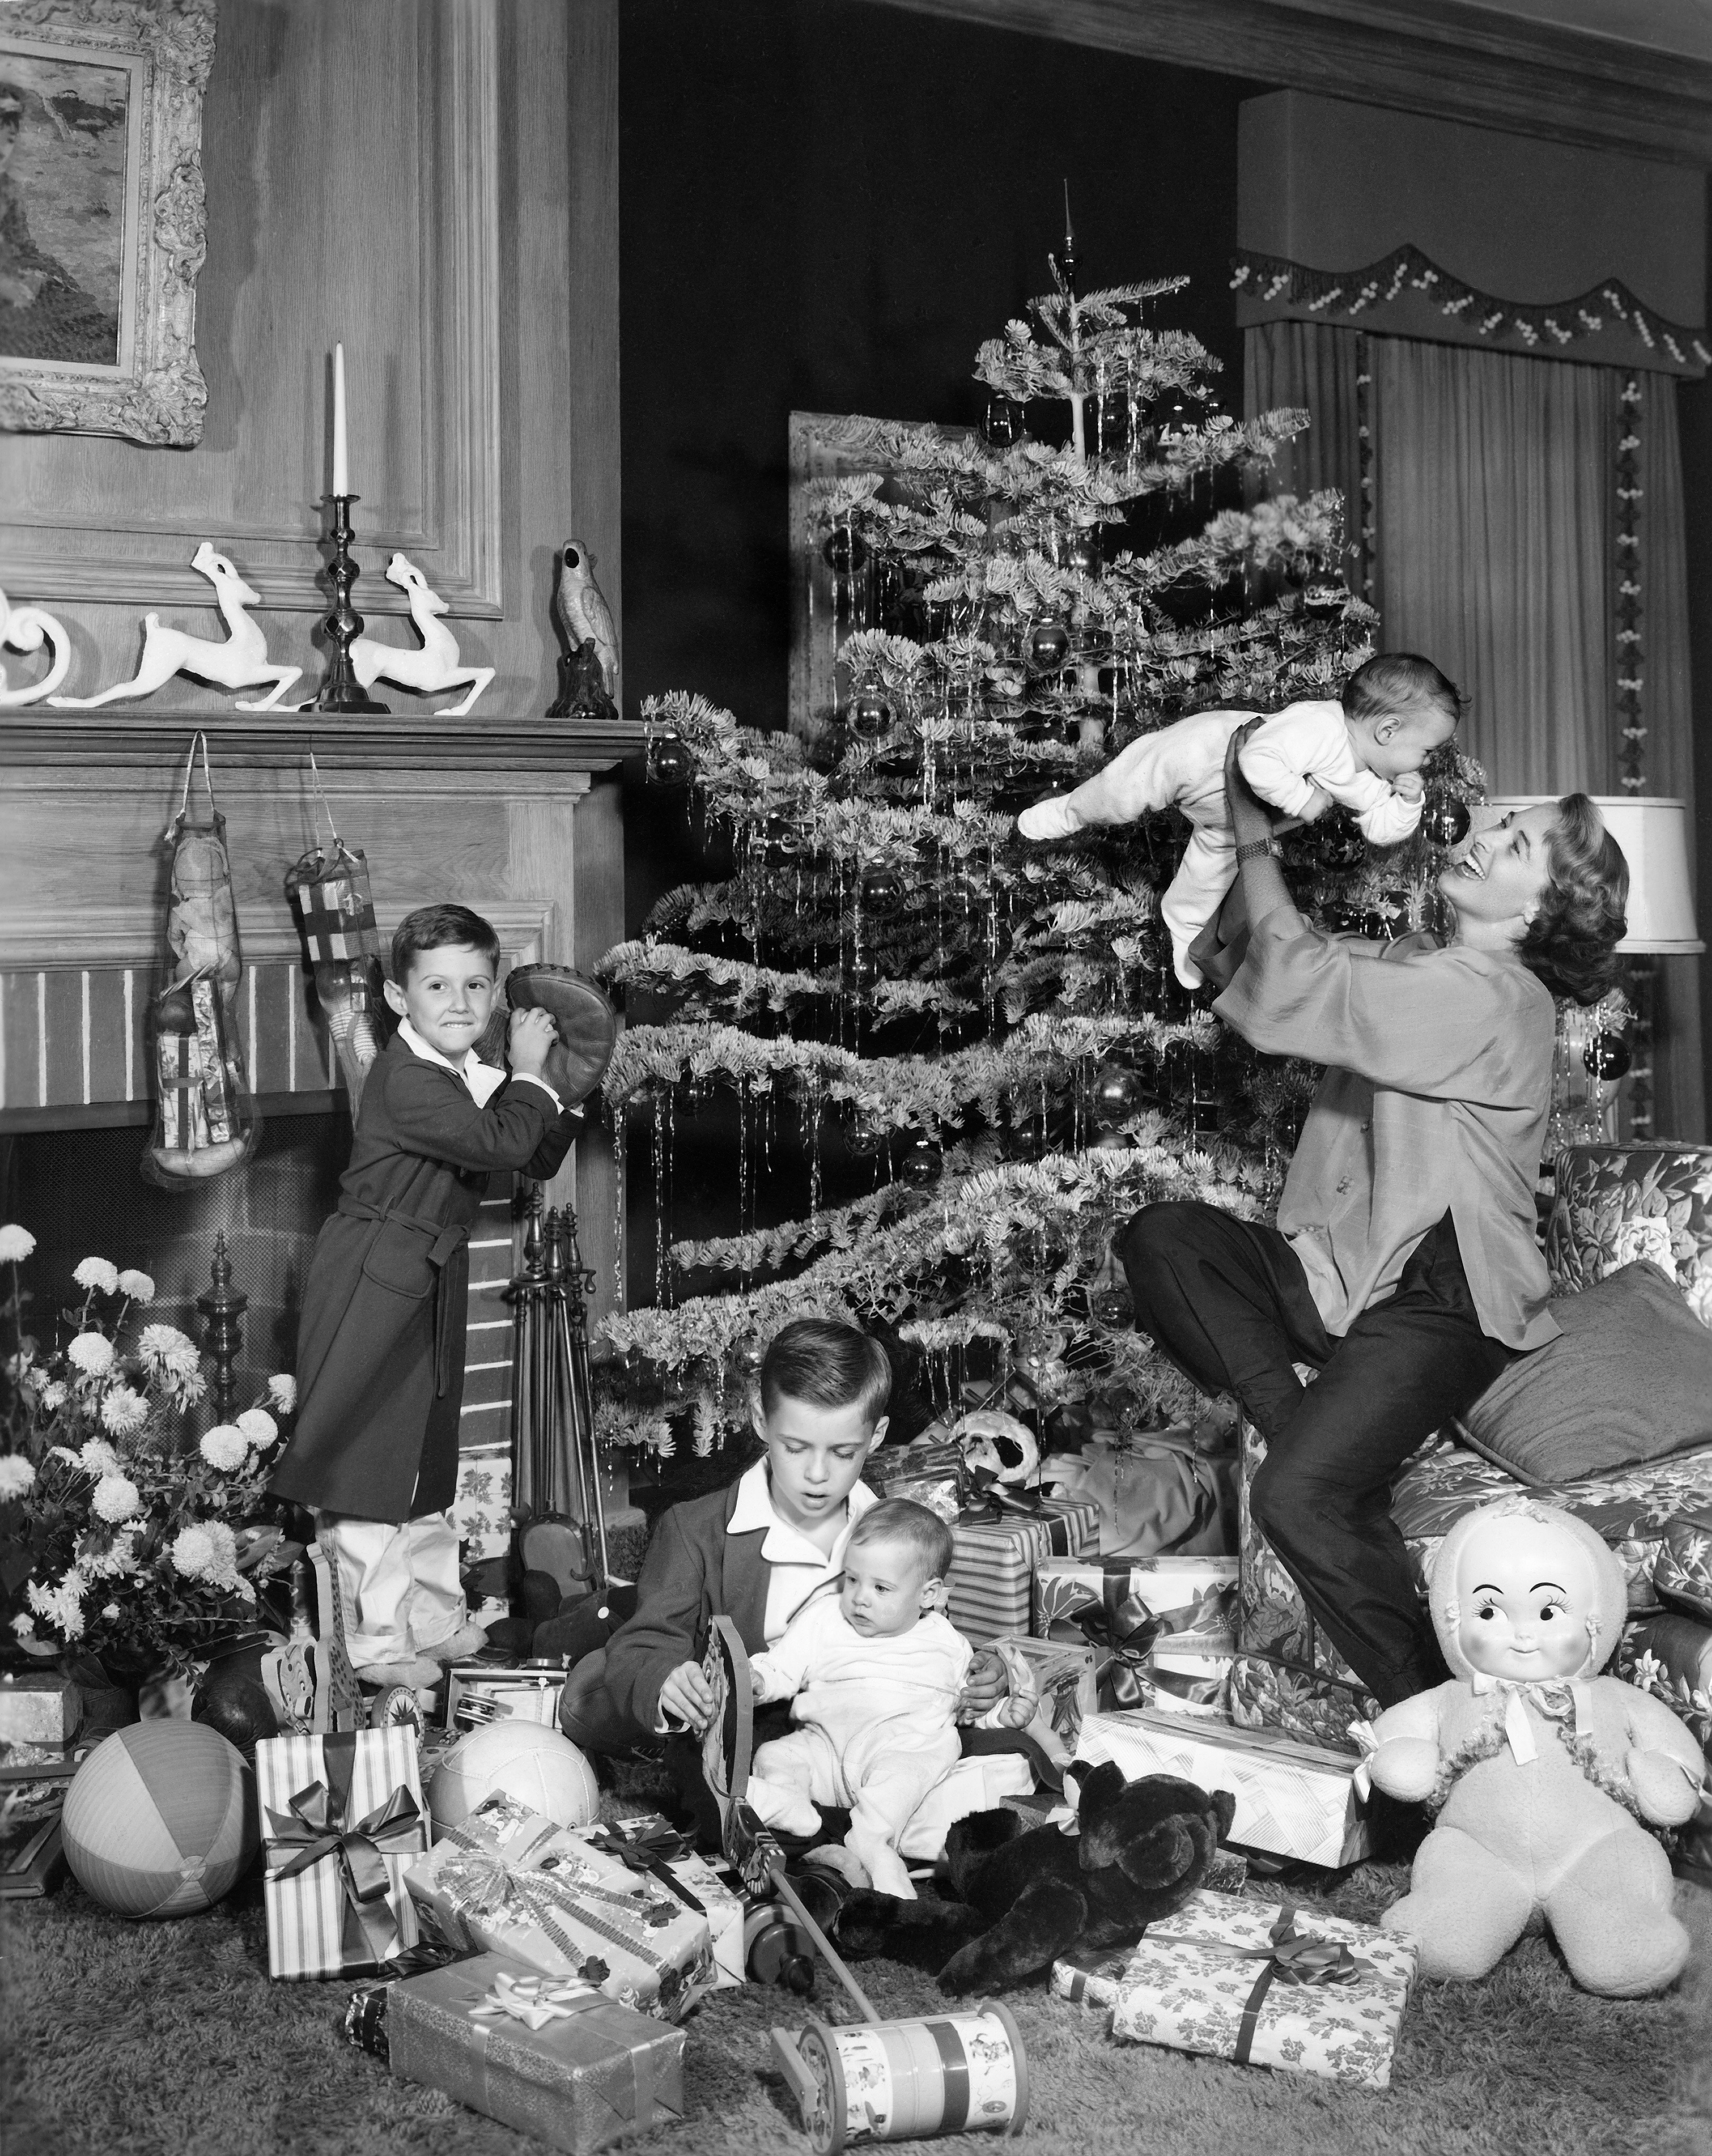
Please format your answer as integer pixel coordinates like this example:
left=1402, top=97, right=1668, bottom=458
left=1232, top=1144, right=1712, bottom=1836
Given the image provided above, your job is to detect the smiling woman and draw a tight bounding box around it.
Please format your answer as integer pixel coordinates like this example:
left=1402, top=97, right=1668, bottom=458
left=1116, top=755, right=1632, bottom=1710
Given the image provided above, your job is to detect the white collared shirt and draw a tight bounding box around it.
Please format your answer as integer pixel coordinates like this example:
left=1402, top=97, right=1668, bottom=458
left=398, top=1018, right=561, bottom=1114
left=728, top=1458, right=877, bottom=1645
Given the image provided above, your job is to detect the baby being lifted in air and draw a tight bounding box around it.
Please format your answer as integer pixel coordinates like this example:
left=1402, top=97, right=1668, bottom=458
left=1017, top=652, right=1461, bottom=987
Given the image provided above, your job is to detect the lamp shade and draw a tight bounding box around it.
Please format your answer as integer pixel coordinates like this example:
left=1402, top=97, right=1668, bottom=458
left=1485, top=795, right=1703, bottom=955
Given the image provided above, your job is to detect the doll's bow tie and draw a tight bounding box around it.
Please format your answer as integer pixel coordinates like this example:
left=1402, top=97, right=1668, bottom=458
left=1470, top=1674, right=1592, bottom=1762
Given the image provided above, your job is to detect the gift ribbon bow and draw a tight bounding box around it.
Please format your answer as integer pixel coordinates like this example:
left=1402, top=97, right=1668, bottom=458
left=266, top=1743, right=423, bottom=1968
left=470, top=1969, right=601, bottom=2032
left=584, top=1820, right=706, bottom=1916
left=1073, top=1569, right=1165, bottom=1708
left=1165, top=1906, right=1372, bottom=2067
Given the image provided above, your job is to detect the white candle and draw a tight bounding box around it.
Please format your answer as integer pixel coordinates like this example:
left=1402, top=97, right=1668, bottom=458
left=332, top=342, right=349, bottom=496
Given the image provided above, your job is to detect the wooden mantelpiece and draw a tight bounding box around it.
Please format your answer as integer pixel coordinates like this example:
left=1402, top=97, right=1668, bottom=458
left=0, top=709, right=642, bottom=1321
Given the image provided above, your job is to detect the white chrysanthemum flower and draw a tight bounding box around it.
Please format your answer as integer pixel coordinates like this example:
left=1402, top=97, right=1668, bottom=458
left=10, top=1612, right=34, bottom=1637
left=117, top=1270, right=156, bottom=1305
left=200, top=1520, right=241, bottom=1587
left=27, top=1573, right=86, bottom=1640
left=199, top=1424, right=250, bottom=1471
left=0, top=1225, right=37, bottom=1263
left=167, top=1369, right=209, bottom=1411
left=91, top=1474, right=142, bottom=1524
left=66, top=1333, right=115, bottom=1378
left=40, top=1381, right=67, bottom=1414
left=266, top=1374, right=297, bottom=1414
left=73, top=1258, right=121, bottom=1297
left=170, top=1523, right=216, bottom=1581
left=138, top=1323, right=197, bottom=1374
left=100, top=1385, right=148, bottom=1437
left=236, top=1407, right=277, bottom=1448
left=0, top=1455, right=35, bottom=1499
left=101, top=1602, right=120, bottom=1621
left=78, top=1438, right=120, bottom=1474
left=87, top=1530, right=139, bottom=1579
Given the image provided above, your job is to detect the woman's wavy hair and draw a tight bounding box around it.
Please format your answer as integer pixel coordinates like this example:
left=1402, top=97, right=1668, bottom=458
left=1516, top=795, right=1629, bottom=1005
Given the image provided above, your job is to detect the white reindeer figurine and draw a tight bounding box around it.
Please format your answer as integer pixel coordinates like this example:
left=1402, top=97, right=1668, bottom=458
left=50, top=542, right=302, bottom=712
left=0, top=589, right=71, bottom=707
left=348, top=552, right=494, bottom=717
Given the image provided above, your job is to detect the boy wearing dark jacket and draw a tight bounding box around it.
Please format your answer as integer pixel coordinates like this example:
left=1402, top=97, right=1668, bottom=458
left=270, top=904, right=580, bottom=1688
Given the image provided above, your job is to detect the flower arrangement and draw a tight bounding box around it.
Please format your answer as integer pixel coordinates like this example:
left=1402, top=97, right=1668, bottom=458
left=0, top=1228, right=294, bottom=1680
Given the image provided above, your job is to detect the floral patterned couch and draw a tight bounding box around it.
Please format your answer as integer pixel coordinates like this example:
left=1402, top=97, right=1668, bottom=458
left=1232, top=1144, right=1712, bottom=1757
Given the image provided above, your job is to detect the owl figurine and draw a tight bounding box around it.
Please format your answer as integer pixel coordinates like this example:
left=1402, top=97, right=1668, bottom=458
left=555, top=538, right=619, bottom=695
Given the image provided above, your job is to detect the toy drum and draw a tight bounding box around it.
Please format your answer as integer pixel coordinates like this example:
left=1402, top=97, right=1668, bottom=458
left=773, top=2003, right=1029, bottom=2154
left=503, top=962, right=618, bottom=1108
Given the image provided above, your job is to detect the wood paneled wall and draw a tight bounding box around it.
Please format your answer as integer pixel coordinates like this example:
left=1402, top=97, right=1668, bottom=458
left=1, top=0, right=620, bottom=722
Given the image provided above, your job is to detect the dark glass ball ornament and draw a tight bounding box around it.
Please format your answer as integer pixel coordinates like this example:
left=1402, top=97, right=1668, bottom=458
left=1092, top=1063, right=1144, bottom=1128
left=1584, top=1031, right=1632, bottom=1081
left=899, top=1133, right=943, bottom=1186
left=1024, top=619, right=1070, bottom=672
left=843, top=946, right=879, bottom=989
left=1087, top=1282, right=1135, bottom=1329
left=1066, top=527, right=1102, bottom=578
left=846, top=1115, right=886, bottom=1161
left=759, top=813, right=800, bottom=865
left=646, top=732, right=696, bottom=786
left=1422, top=793, right=1471, bottom=848
left=859, top=865, right=907, bottom=914
left=849, top=690, right=893, bottom=738
left=983, top=394, right=1024, bottom=449
left=822, top=526, right=867, bottom=576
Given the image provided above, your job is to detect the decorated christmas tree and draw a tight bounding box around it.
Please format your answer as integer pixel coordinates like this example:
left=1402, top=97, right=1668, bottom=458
left=591, top=236, right=1484, bottom=1461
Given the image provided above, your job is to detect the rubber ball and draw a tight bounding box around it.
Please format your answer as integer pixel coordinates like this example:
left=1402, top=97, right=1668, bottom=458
left=63, top=1721, right=257, bottom=1918
left=429, top=1721, right=600, bottom=1836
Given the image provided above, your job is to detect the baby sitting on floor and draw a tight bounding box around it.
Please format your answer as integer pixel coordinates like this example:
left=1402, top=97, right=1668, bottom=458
left=743, top=1497, right=1027, bottom=1898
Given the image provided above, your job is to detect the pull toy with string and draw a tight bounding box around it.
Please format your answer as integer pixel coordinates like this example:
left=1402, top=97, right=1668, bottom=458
left=701, top=1617, right=1030, bottom=2154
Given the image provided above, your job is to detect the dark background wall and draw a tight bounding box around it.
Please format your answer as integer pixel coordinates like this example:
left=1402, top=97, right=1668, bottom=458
left=618, top=0, right=1258, bottom=914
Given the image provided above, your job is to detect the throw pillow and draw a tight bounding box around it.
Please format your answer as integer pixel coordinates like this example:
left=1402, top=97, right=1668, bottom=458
left=1457, top=1260, right=1712, bottom=1485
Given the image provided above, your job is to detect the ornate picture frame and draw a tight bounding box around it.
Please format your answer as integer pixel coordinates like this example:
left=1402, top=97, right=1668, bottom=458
left=0, top=0, right=215, bottom=446
left=788, top=409, right=967, bottom=740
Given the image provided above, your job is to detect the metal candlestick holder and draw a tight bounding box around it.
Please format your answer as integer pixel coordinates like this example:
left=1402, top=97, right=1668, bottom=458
left=197, top=1230, right=248, bottom=1424
left=314, top=492, right=389, bottom=714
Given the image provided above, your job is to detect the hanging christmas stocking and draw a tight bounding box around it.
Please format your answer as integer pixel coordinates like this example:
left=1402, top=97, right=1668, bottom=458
left=286, top=756, right=387, bottom=1112
left=145, top=735, right=255, bottom=1184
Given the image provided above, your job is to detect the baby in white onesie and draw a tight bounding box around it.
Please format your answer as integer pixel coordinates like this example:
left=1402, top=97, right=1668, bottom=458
left=744, top=1498, right=1018, bottom=1899
left=1018, top=652, right=1462, bottom=987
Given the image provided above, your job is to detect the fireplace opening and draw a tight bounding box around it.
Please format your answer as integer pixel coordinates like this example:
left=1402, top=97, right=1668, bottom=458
left=0, top=1109, right=351, bottom=1417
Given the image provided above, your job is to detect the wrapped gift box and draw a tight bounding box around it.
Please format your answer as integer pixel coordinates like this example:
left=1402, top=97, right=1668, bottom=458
left=1034, top=1555, right=1238, bottom=1653
left=1112, top=1889, right=1415, bottom=2089
left=1135, top=1646, right=1233, bottom=1721
left=406, top=1831, right=715, bottom=2020
left=0, top=1673, right=82, bottom=1747
left=989, top=1635, right=1100, bottom=1752
left=433, top=1790, right=575, bottom=1865
left=949, top=1497, right=1099, bottom=1644
left=386, top=1952, right=686, bottom=2154
left=1050, top=1942, right=1139, bottom=2016
left=598, top=1815, right=746, bottom=1990
left=1075, top=1709, right=1369, bottom=1870
left=256, top=1727, right=427, bottom=1980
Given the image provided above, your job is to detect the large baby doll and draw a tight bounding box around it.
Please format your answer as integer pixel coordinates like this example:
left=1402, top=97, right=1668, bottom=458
left=1368, top=1497, right=1705, bottom=1996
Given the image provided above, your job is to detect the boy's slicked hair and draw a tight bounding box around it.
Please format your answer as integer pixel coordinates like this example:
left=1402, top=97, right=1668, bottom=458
left=847, top=1496, right=956, bottom=1581
left=759, top=1317, right=891, bottom=1427
left=1343, top=651, right=1463, bottom=733
left=392, top=903, right=501, bottom=984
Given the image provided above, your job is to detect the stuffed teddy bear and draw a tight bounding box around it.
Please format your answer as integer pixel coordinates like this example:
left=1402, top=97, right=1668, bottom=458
left=1367, top=1495, right=1705, bottom=1996
left=822, top=1764, right=1234, bottom=1996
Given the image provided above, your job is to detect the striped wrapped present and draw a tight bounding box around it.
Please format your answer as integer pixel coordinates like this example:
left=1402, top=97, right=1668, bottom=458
left=256, top=1726, right=427, bottom=1980
left=1050, top=1941, right=1139, bottom=2016
left=948, top=1497, right=1099, bottom=1644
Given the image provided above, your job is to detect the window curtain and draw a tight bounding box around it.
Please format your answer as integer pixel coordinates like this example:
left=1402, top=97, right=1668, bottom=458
left=1245, top=321, right=1703, bottom=1140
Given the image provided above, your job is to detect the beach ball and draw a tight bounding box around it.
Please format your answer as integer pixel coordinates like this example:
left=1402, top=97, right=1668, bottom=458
left=63, top=1722, right=257, bottom=1918
left=430, top=1721, right=599, bottom=1835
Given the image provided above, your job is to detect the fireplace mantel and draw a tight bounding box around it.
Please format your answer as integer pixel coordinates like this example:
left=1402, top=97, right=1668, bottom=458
left=0, top=706, right=637, bottom=1318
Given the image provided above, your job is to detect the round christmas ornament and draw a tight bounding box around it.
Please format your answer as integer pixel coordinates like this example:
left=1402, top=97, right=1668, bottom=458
left=63, top=1722, right=257, bottom=1919
left=898, top=1134, right=943, bottom=1186
left=1065, top=527, right=1102, bottom=578
left=858, top=865, right=907, bottom=915
left=982, top=394, right=1023, bottom=449
left=645, top=732, right=696, bottom=786
left=429, top=1721, right=599, bottom=1834
left=1422, top=792, right=1470, bottom=847
left=760, top=813, right=801, bottom=865
left=1024, top=620, right=1070, bottom=673
left=1583, top=1031, right=1632, bottom=1081
left=1092, top=1063, right=1144, bottom=1128
left=822, top=526, right=867, bottom=577
left=849, top=690, right=893, bottom=739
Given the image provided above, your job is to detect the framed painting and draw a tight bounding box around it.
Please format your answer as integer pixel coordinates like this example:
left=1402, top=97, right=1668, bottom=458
left=0, top=0, right=214, bottom=446
left=788, top=409, right=968, bottom=741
